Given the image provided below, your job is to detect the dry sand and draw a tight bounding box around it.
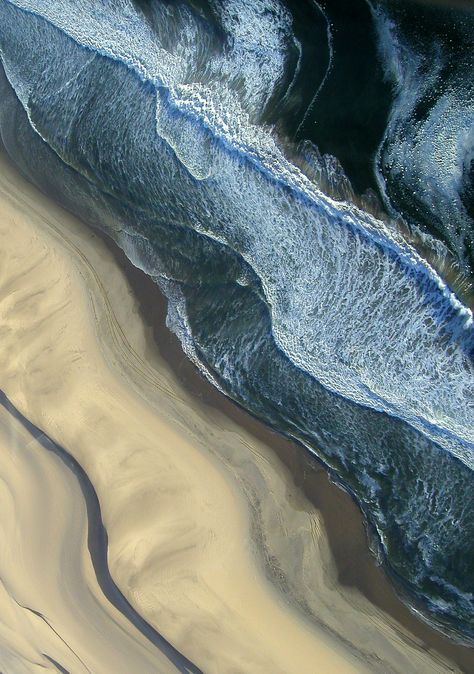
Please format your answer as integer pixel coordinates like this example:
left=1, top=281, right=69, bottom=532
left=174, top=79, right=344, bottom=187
left=0, top=401, right=181, bottom=674
left=0, top=147, right=471, bottom=673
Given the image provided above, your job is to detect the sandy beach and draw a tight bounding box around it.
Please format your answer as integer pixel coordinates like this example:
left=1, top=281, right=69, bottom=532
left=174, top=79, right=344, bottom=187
left=0, top=146, right=472, bottom=673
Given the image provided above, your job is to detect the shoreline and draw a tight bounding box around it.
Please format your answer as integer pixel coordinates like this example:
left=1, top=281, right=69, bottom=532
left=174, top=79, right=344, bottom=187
left=105, top=231, right=474, bottom=673
left=0, top=144, right=472, bottom=672
left=0, top=147, right=366, bottom=673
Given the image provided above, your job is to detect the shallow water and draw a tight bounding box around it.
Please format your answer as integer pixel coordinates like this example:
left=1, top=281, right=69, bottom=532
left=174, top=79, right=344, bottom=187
left=0, top=0, right=473, bottom=644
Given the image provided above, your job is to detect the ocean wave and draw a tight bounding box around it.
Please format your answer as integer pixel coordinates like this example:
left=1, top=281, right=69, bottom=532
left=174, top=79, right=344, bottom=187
left=1, top=0, right=474, bottom=642
left=2, top=0, right=474, bottom=467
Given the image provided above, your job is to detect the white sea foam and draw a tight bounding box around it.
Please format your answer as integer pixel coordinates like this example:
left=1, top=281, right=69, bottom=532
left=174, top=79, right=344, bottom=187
left=295, top=0, right=334, bottom=137
left=2, top=0, right=474, bottom=469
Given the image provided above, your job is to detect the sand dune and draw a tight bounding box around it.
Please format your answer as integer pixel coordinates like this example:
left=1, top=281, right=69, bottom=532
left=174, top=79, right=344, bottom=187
left=0, top=147, right=467, bottom=673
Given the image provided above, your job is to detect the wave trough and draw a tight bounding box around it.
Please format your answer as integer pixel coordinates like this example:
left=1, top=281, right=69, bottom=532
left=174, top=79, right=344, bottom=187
left=0, top=0, right=473, bottom=644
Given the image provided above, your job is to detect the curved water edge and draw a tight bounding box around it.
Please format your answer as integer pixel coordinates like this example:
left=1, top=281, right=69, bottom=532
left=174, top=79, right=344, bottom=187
left=0, top=0, right=473, bottom=645
left=2, top=0, right=473, bottom=463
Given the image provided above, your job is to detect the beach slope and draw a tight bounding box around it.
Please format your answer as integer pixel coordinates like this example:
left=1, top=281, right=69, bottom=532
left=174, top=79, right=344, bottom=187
left=0, top=148, right=469, bottom=673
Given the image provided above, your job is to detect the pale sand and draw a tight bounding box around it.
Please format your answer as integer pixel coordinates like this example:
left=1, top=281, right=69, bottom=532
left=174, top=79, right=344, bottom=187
left=0, top=402, right=179, bottom=674
left=0, top=147, right=467, bottom=673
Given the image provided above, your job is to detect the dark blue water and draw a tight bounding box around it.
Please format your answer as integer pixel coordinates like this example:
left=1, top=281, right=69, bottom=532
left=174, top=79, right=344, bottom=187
left=0, top=0, right=473, bottom=644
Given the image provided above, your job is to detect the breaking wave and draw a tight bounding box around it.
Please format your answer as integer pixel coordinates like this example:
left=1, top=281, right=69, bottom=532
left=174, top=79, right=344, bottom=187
left=0, top=0, right=473, bottom=644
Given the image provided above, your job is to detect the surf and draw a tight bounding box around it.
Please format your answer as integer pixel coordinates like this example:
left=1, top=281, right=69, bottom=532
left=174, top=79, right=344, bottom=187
left=1, top=0, right=473, bottom=642
left=2, top=0, right=473, bottom=466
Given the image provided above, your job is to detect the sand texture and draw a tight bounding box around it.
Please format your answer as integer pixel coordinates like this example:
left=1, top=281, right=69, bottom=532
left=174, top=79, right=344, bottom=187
left=0, top=148, right=470, bottom=673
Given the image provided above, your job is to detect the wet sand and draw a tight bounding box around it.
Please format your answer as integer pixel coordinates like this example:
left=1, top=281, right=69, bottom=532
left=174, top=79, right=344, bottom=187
left=0, top=146, right=472, bottom=673
left=110, top=228, right=474, bottom=674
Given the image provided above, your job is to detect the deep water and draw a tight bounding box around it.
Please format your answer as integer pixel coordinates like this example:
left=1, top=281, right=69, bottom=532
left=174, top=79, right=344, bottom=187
left=0, top=0, right=473, bottom=644
left=369, top=0, right=474, bottom=275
